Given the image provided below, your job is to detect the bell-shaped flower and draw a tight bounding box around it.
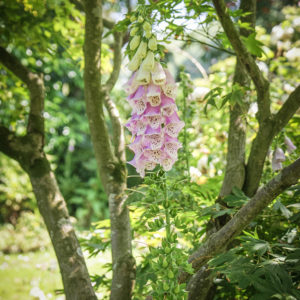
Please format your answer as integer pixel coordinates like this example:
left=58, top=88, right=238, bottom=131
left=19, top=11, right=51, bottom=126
left=148, top=37, right=157, bottom=51
left=164, top=120, right=185, bottom=138
left=132, top=99, right=147, bottom=115
left=162, top=70, right=177, bottom=99
left=143, top=149, right=163, bottom=163
left=128, top=155, right=145, bottom=178
left=141, top=51, right=155, bottom=71
left=136, top=65, right=151, bottom=85
left=144, top=133, right=164, bottom=150
left=130, top=35, right=140, bottom=51
left=136, top=119, right=148, bottom=135
left=144, top=125, right=161, bottom=136
left=146, top=115, right=162, bottom=129
left=151, top=62, right=166, bottom=85
left=143, top=103, right=161, bottom=116
left=165, top=111, right=181, bottom=124
left=272, top=148, right=286, bottom=171
left=128, top=135, right=143, bottom=156
left=124, top=72, right=139, bottom=95
left=164, top=134, right=182, bottom=159
left=284, top=136, right=296, bottom=154
left=160, top=153, right=176, bottom=171
left=128, top=85, right=146, bottom=101
left=147, top=84, right=161, bottom=106
left=161, top=95, right=177, bottom=116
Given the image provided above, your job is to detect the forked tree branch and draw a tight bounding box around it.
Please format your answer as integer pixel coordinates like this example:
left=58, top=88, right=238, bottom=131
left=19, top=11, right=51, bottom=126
left=244, top=84, right=300, bottom=196
left=104, top=31, right=123, bottom=92
left=0, top=126, right=23, bottom=161
left=0, top=46, right=44, bottom=135
left=180, top=158, right=300, bottom=283
left=104, top=94, right=126, bottom=163
left=212, top=0, right=270, bottom=122
left=273, top=85, right=300, bottom=132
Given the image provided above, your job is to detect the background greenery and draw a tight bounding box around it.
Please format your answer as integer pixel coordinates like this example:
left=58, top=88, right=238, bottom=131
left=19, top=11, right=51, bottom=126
left=0, top=0, right=299, bottom=299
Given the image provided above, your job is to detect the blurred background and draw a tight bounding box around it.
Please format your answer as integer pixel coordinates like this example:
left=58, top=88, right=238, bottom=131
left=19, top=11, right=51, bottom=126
left=0, top=0, right=299, bottom=299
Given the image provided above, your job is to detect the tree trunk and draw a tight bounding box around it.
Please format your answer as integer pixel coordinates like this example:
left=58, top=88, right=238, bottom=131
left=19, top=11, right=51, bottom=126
left=28, top=158, right=97, bottom=300
left=0, top=45, right=97, bottom=300
left=83, top=1, right=135, bottom=298
left=187, top=1, right=255, bottom=299
left=108, top=181, right=136, bottom=300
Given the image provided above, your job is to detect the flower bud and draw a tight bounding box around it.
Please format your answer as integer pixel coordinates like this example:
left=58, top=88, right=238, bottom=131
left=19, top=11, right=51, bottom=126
left=130, top=26, right=139, bottom=37
left=128, top=52, right=141, bottom=71
left=145, top=30, right=152, bottom=38
left=130, top=15, right=136, bottom=22
left=130, top=35, right=140, bottom=51
left=143, top=21, right=151, bottom=32
left=135, top=41, right=147, bottom=59
left=138, top=16, right=144, bottom=23
left=167, top=270, right=174, bottom=279
left=148, top=37, right=157, bottom=51
left=141, top=51, right=155, bottom=71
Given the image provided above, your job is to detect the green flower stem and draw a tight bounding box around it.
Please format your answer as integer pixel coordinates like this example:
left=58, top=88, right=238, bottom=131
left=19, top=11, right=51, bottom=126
left=163, top=172, right=171, bottom=238
left=182, top=89, right=190, bottom=178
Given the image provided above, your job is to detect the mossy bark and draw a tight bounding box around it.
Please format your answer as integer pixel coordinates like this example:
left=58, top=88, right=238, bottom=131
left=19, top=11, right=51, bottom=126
left=83, top=1, right=135, bottom=299
left=0, top=46, right=97, bottom=300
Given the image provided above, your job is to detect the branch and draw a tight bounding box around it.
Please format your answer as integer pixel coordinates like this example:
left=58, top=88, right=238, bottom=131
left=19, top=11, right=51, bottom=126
left=212, top=0, right=270, bottom=122
left=244, top=84, right=300, bottom=196
left=273, top=85, right=300, bottom=132
left=103, top=18, right=115, bottom=29
left=103, top=94, right=126, bottom=163
left=180, top=158, right=300, bottom=283
left=104, top=31, right=123, bottom=92
left=84, top=0, right=117, bottom=192
left=0, top=46, right=44, bottom=135
left=219, top=0, right=256, bottom=198
left=0, top=126, right=23, bottom=161
left=0, top=46, right=32, bottom=84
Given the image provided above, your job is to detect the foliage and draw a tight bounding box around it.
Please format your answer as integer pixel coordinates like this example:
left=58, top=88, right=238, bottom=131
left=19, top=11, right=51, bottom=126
left=209, top=186, right=300, bottom=299
left=0, top=154, right=34, bottom=224
left=0, top=212, right=50, bottom=253
left=1, top=0, right=300, bottom=299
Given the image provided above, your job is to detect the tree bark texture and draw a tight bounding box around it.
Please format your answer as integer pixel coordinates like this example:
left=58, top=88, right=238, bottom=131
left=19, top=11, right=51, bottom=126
left=0, top=47, right=97, bottom=300
left=83, top=1, right=135, bottom=299
left=187, top=2, right=256, bottom=299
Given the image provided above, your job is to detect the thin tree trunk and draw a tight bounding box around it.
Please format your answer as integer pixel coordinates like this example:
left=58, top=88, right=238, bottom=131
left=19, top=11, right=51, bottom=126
left=83, top=1, right=135, bottom=299
left=187, top=1, right=255, bottom=298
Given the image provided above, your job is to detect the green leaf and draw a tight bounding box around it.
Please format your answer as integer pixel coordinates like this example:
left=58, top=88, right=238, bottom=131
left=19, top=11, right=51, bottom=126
left=241, top=33, right=265, bottom=57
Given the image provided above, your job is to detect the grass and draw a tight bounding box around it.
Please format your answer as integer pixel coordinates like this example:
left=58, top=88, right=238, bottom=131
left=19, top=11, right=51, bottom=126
left=0, top=247, right=111, bottom=300
left=0, top=249, right=62, bottom=300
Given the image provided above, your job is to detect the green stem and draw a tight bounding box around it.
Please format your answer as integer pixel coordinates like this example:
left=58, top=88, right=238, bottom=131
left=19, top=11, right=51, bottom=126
left=183, top=87, right=190, bottom=178
left=163, top=171, right=171, bottom=238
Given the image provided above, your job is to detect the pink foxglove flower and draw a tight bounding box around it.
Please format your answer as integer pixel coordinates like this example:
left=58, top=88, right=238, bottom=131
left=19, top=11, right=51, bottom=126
left=125, top=66, right=184, bottom=177
left=272, top=148, right=286, bottom=171
left=151, top=62, right=166, bottom=86
left=284, top=136, right=296, bottom=154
